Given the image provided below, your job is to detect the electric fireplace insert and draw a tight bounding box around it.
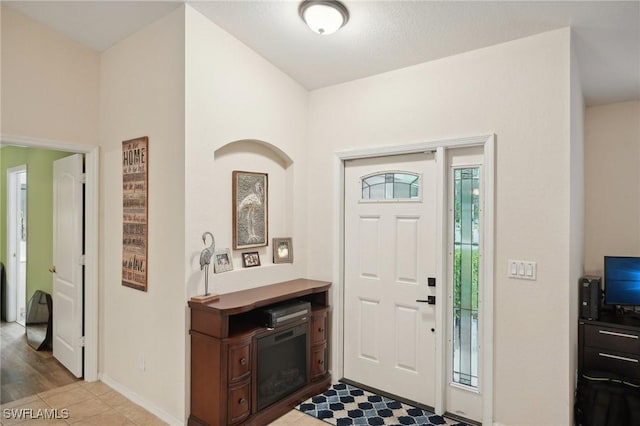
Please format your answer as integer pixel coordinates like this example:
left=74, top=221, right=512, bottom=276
left=256, top=322, right=309, bottom=410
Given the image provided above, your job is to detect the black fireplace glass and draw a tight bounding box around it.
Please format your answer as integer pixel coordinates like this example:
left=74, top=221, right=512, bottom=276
left=257, top=322, right=308, bottom=410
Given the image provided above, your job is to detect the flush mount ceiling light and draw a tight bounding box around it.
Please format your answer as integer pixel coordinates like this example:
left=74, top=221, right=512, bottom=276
left=299, top=0, right=349, bottom=35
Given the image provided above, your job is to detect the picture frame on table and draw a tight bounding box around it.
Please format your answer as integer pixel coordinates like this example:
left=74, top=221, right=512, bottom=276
left=242, top=251, right=261, bottom=268
left=213, top=248, right=233, bottom=273
left=272, top=238, right=293, bottom=264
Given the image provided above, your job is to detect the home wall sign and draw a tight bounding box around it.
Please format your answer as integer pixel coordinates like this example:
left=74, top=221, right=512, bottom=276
left=122, top=136, right=148, bottom=291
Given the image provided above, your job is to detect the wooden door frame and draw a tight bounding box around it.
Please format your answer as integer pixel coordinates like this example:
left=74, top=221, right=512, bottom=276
left=1, top=134, right=99, bottom=382
left=332, top=134, right=495, bottom=425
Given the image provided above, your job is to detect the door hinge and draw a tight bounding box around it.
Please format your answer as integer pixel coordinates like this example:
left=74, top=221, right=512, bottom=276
left=79, top=255, right=86, bottom=265
left=78, top=336, right=85, bottom=347
left=79, top=173, right=87, bottom=184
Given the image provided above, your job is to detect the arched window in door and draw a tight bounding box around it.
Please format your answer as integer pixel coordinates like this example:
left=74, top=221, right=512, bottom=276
left=361, top=172, right=420, bottom=201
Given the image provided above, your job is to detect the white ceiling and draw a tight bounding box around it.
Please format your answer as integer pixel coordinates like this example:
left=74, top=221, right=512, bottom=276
left=4, top=1, right=640, bottom=106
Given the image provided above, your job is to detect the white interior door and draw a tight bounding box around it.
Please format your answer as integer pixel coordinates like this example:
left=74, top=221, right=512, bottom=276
left=52, top=154, right=84, bottom=377
left=344, top=152, right=437, bottom=406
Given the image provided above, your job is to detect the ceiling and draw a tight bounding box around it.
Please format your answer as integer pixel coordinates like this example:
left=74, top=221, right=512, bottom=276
left=4, top=1, right=640, bottom=106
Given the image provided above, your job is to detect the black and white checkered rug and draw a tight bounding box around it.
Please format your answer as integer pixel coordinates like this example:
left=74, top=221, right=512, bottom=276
left=297, top=383, right=468, bottom=426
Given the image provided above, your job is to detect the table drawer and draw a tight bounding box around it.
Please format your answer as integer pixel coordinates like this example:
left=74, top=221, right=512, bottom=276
left=228, top=342, right=251, bottom=383
left=584, top=325, right=640, bottom=353
left=584, top=346, right=640, bottom=379
left=227, top=380, right=251, bottom=424
left=311, top=312, right=327, bottom=345
left=310, top=343, right=327, bottom=381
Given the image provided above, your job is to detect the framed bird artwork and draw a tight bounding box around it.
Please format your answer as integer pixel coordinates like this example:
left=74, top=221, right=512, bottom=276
left=232, top=171, right=268, bottom=249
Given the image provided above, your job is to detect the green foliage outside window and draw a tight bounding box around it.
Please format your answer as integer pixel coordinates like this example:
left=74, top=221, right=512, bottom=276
left=453, top=246, right=479, bottom=316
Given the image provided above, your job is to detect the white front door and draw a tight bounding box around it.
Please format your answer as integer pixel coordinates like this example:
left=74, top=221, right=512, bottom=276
left=344, top=152, right=437, bottom=406
left=52, top=154, right=84, bottom=377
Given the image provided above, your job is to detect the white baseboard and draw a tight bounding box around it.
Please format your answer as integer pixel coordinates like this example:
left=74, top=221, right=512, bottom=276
left=99, top=373, right=183, bottom=426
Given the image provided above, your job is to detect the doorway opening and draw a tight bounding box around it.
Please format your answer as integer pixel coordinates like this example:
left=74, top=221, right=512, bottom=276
left=1, top=136, right=99, bottom=394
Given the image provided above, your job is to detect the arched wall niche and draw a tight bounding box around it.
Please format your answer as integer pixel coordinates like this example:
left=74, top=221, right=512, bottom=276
left=210, top=139, right=296, bottom=290
left=214, top=139, right=293, bottom=168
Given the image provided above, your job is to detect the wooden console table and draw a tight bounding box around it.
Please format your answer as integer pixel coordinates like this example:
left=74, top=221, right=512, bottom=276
left=188, top=279, right=332, bottom=426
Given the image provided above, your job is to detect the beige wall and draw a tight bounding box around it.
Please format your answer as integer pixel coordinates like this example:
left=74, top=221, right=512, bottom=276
left=99, top=6, right=185, bottom=423
left=184, top=6, right=309, bottom=297
left=584, top=101, right=640, bottom=276
left=0, top=6, right=99, bottom=144
left=308, top=28, right=575, bottom=425
left=1, top=5, right=187, bottom=421
left=1, top=5, right=603, bottom=423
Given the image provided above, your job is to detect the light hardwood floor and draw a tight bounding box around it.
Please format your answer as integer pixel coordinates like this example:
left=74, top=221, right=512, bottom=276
left=1, top=321, right=78, bottom=404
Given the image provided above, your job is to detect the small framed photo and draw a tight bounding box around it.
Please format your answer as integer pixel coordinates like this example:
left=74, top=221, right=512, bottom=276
left=242, top=251, right=261, bottom=268
left=213, top=249, right=233, bottom=273
left=273, top=238, right=293, bottom=264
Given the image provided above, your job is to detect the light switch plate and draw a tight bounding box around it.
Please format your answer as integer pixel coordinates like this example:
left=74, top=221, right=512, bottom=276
left=508, top=259, right=537, bottom=280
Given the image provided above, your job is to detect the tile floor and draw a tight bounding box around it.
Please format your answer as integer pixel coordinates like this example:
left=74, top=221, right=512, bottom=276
left=0, top=381, right=166, bottom=425
left=1, top=321, right=321, bottom=425
left=268, top=409, right=327, bottom=425
left=0, top=379, right=324, bottom=426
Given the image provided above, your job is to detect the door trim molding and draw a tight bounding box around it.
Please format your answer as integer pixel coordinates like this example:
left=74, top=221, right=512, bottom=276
left=333, top=134, right=494, bottom=426
left=483, top=135, right=495, bottom=426
left=434, top=146, right=447, bottom=414
left=1, top=133, right=99, bottom=382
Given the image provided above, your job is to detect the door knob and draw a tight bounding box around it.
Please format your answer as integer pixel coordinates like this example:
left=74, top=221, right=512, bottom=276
left=49, top=266, right=56, bottom=273
left=416, top=296, right=436, bottom=305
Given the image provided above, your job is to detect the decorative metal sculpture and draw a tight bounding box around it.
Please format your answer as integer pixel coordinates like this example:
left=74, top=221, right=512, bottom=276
left=191, top=231, right=219, bottom=303
left=200, top=232, right=215, bottom=293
